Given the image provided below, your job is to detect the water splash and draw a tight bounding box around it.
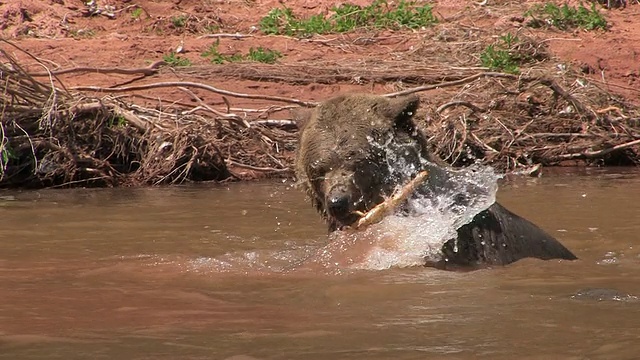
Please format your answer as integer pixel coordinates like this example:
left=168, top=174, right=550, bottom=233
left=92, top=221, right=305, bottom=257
left=317, top=132, right=501, bottom=270
left=310, top=163, right=499, bottom=271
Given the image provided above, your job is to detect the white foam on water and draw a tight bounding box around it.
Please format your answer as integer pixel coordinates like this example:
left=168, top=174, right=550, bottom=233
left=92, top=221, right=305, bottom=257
left=184, top=248, right=311, bottom=274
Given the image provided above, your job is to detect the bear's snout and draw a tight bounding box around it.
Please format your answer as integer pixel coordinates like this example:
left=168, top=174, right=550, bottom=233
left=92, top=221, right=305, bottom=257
left=326, top=185, right=351, bottom=219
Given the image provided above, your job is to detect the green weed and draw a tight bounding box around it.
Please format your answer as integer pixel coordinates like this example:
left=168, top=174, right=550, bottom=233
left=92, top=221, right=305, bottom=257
left=107, top=115, right=127, bottom=128
left=377, top=0, right=437, bottom=29
left=259, top=8, right=297, bottom=35
left=202, top=40, right=282, bottom=64
left=163, top=52, right=192, bottom=67
left=171, top=15, right=188, bottom=28
left=203, top=24, right=220, bottom=33
left=0, top=140, right=17, bottom=176
left=332, top=3, right=376, bottom=32
left=525, top=2, right=607, bottom=31
left=259, top=0, right=437, bottom=37
left=130, top=7, right=143, bottom=19
left=202, top=40, right=242, bottom=64
left=246, top=47, right=283, bottom=64
left=480, top=33, right=527, bottom=74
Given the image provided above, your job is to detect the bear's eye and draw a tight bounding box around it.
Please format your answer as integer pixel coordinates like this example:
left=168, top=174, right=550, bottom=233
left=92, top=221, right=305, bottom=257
left=308, top=160, right=331, bottom=177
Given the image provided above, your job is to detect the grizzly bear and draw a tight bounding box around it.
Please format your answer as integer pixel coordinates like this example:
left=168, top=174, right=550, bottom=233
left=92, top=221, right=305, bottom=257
left=294, top=93, right=577, bottom=268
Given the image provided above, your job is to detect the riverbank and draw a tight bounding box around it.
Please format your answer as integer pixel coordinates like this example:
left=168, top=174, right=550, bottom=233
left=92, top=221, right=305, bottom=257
left=1, top=0, right=639, bottom=188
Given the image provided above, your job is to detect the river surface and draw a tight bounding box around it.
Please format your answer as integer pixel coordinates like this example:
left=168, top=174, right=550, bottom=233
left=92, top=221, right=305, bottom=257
left=1, top=168, right=639, bottom=360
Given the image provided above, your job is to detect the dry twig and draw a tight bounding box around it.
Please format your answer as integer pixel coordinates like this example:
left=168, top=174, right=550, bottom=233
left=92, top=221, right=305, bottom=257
left=28, top=61, right=166, bottom=77
left=353, top=171, right=429, bottom=229
left=72, top=81, right=317, bottom=107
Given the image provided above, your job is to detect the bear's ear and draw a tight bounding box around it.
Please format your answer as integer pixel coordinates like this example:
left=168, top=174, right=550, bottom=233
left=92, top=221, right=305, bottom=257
left=291, top=107, right=313, bottom=131
left=385, top=94, right=420, bottom=123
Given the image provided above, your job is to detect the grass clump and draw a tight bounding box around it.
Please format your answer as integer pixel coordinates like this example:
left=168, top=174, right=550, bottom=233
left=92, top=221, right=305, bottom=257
left=525, top=2, right=607, bottom=31
left=202, top=41, right=243, bottom=64
left=107, top=115, right=127, bottom=128
left=259, top=0, right=437, bottom=37
left=130, top=7, right=143, bottom=19
left=480, top=33, right=533, bottom=74
left=163, top=52, right=192, bottom=67
left=0, top=142, right=17, bottom=179
left=246, top=47, right=283, bottom=64
left=171, top=15, right=188, bottom=28
left=202, top=40, right=282, bottom=64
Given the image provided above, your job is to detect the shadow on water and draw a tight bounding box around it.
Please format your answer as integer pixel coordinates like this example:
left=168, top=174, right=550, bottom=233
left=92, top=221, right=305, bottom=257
left=1, top=168, right=640, bottom=359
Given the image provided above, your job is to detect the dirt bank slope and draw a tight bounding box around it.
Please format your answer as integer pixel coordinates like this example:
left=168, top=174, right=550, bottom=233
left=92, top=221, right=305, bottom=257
left=1, top=0, right=639, bottom=187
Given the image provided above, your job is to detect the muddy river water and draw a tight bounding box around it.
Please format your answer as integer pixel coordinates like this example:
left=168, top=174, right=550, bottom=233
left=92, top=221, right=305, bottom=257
left=1, top=168, right=639, bottom=360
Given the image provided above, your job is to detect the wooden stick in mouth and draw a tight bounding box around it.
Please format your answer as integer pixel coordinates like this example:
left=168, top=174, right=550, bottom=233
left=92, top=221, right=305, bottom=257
left=352, top=170, right=429, bottom=230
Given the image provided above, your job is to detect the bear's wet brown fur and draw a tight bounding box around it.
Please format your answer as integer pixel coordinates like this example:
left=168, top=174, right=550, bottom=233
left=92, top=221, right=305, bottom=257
left=294, top=93, right=577, bottom=268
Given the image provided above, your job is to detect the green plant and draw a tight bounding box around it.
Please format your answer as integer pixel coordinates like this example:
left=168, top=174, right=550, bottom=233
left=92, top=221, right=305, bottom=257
left=331, top=3, right=373, bottom=32
left=0, top=140, right=17, bottom=176
left=500, top=32, right=518, bottom=48
left=203, top=24, right=220, bottom=33
left=107, top=115, right=127, bottom=128
left=525, top=2, right=607, bottom=31
left=259, top=8, right=296, bottom=35
left=171, top=15, right=187, bottom=28
left=299, top=14, right=334, bottom=36
left=246, top=47, right=282, bottom=64
left=202, top=40, right=242, bottom=64
left=163, top=52, right=192, bottom=67
left=480, top=45, right=519, bottom=74
left=201, top=40, right=282, bottom=64
left=131, top=7, right=143, bottom=19
left=376, top=0, right=437, bottom=29
left=480, top=33, right=526, bottom=74
left=259, top=0, right=437, bottom=37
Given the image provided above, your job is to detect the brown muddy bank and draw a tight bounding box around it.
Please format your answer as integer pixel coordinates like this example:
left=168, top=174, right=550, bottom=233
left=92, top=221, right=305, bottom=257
left=1, top=43, right=639, bottom=189
left=1, top=0, right=639, bottom=189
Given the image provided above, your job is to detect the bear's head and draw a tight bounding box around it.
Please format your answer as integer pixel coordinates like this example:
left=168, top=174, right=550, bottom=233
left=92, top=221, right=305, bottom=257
left=294, top=93, right=437, bottom=231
